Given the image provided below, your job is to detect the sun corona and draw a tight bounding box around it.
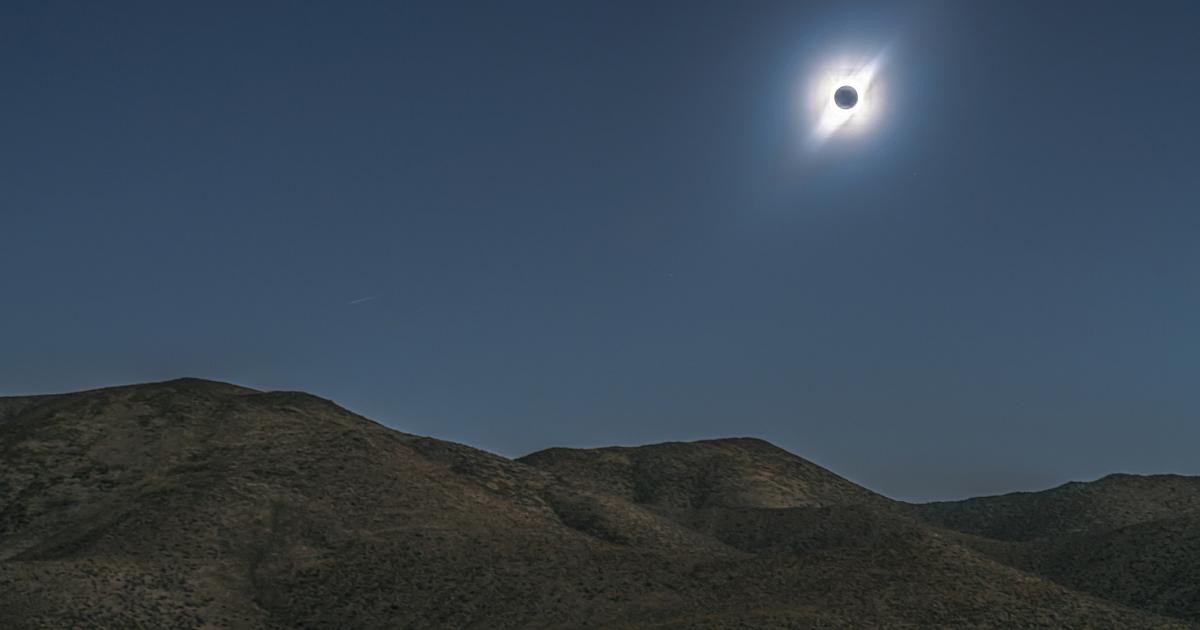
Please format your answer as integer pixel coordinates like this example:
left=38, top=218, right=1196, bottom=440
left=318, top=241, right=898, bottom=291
left=803, top=51, right=887, bottom=148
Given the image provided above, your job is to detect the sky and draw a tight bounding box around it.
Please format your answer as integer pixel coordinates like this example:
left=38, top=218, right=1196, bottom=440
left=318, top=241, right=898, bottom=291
left=3, top=1, right=1198, bottom=501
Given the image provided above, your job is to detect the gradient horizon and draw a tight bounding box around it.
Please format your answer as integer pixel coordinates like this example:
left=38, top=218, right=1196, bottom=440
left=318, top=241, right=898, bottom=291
left=4, top=0, right=1198, bottom=501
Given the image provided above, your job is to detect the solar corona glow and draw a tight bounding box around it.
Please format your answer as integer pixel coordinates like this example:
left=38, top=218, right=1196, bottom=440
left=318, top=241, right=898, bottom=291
left=804, top=51, right=887, bottom=148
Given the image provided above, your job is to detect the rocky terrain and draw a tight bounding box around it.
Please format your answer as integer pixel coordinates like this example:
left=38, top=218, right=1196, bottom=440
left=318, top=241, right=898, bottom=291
left=1, top=379, right=1196, bottom=628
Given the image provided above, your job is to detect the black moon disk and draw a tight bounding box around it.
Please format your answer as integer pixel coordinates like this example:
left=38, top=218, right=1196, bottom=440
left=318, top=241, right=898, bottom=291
left=834, top=85, right=858, bottom=109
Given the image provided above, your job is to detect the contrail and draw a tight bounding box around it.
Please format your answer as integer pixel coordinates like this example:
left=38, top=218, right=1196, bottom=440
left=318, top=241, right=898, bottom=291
left=347, top=295, right=380, bottom=305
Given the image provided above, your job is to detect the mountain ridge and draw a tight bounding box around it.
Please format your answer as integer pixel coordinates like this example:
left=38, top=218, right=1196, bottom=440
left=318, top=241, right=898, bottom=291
left=1, top=378, right=1196, bottom=628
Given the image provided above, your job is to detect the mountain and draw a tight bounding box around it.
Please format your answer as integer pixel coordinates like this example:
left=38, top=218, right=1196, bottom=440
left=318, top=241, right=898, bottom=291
left=518, top=438, right=892, bottom=514
left=915, top=473, right=1200, bottom=541
left=1, top=379, right=1195, bottom=629
left=915, top=475, right=1200, bottom=624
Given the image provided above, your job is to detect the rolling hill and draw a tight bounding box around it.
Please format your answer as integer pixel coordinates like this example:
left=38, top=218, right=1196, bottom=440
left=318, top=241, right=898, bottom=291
left=1, top=379, right=1195, bottom=628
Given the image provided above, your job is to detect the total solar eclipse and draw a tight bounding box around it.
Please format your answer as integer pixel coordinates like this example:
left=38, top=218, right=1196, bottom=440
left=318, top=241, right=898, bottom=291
left=805, top=52, right=886, bottom=147
left=834, top=85, right=858, bottom=109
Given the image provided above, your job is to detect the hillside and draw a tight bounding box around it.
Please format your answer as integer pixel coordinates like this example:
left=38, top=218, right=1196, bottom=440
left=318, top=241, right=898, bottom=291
left=915, top=477, right=1200, bottom=625
left=519, top=438, right=893, bottom=515
left=1, top=379, right=1195, bottom=629
left=915, top=473, right=1200, bottom=541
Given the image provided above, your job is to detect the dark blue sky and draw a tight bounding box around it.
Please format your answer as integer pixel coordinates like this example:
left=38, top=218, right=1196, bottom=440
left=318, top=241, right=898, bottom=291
left=4, top=1, right=1198, bottom=501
